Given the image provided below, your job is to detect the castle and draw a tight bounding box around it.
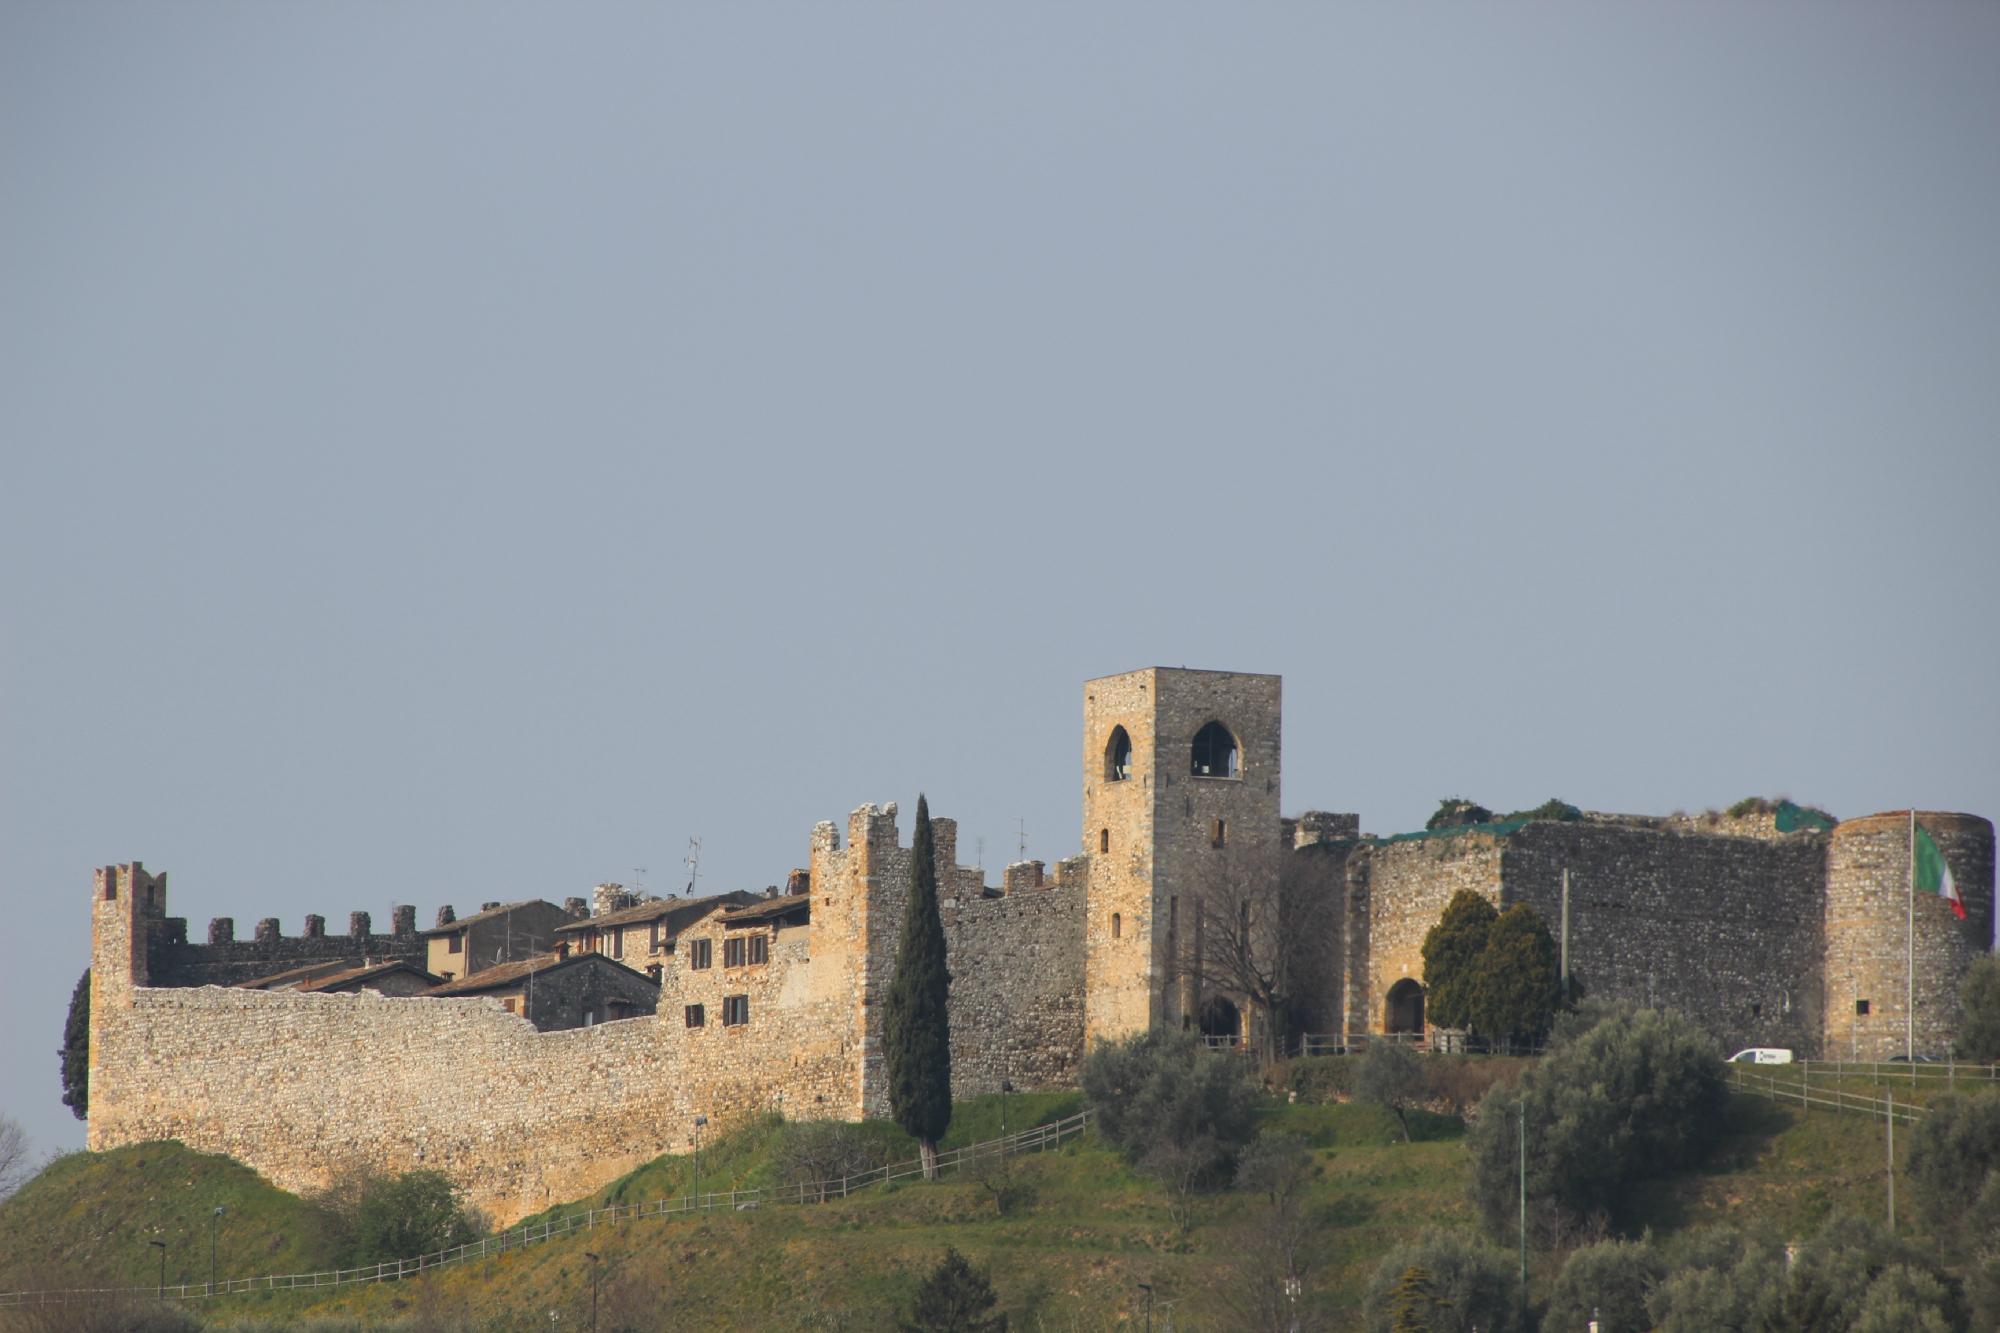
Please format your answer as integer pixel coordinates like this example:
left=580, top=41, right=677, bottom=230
left=85, top=668, right=1996, bottom=1224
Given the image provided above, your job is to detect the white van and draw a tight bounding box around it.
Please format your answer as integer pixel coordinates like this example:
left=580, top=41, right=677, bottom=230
left=1728, top=1047, right=1795, bottom=1065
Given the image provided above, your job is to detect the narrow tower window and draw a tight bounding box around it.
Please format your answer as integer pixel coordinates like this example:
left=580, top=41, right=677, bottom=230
left=1211, top=818, right=1227, bottom=848
left=1105, top=726, right=1133, bottom=782
left=1190, top=722, right=1239, bottom=778
left=1100, top=828, right=1110, bottom=854
left=1111, top=912, right=1122, bottom=939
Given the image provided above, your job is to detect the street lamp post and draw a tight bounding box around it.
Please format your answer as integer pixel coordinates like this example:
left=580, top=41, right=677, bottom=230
left=693, top=1115, right=707, bottom=1196
left=209, top=1205, right=225, bottom=1296
left=1137, top=1281, right=1153, bottom=1333
left=584, top=1251, right=600, bottom=1333
left=1000, top=1080, right=1013, bottom=1155
left=149, top=1239, right=166, bottom=1298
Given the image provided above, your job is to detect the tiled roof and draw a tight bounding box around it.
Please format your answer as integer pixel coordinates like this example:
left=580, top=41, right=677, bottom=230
left=296, top=960, right=441, bottom=992
left=425, top=951, right=659, bottom=997
left=237, top=959, right=367, bottom=990
left=719, top=895, right=811, bottom=926
left=419, top=899, right=558, bottom=937
left=550, top=890, right=755, bottom=936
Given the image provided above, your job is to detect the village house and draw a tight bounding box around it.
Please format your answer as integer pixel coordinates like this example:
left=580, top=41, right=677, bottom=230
left=421, top=899, right=571, bottom=983
left=424, top=947, right=661, bottom=1030
left=550, top=888, right=758, bottom=983
left=238, top=958, right=441, bottom=996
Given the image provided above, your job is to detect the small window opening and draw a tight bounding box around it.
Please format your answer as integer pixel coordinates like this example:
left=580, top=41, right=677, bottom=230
left=1100, top=828, right=1110, bottom=854
left=689, top=939, right=712, bottom=970
left=1211, top=818, right=1227, bottom=848
left=448, top=935, right=463, bottom=954
left=1105, top=726, right=1133, bottom=782
left=1750, top=1003, right=1761, bottom=1019
left=1168, top=896, right=1177, bottom=934
left=1191, top=722, right=1239, bottom=778
left=612, top=931, right=623, bottom=959
left=502, top=997, right=519, bottom=1015
left=685, top=1003, right=705, bottom=1027
left=1856, top=998, right=1870, bottom=1016
left=723, top=994, right=749, bottom=1026
left=1111, top=912, right=1122, bottom=940
left=748, top=934, right=769, bottom=965
left=724, top=936, right=746, bottom=968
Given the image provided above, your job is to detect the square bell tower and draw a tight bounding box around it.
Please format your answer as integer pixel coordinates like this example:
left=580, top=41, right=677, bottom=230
left=1082, top=668, right=1282, bottom=1044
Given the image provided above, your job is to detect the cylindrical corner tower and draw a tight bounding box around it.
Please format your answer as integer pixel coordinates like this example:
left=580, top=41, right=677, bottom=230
left=1823, top=811, right=1994, bottom=1060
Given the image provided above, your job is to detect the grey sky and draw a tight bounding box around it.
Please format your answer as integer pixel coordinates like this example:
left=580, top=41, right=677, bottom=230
left=4, top=3, right=1996, bottom=1158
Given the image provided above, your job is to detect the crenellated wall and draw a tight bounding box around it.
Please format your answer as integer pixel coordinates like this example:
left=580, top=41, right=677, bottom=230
left=80, top=670, right=2000, bottom=1230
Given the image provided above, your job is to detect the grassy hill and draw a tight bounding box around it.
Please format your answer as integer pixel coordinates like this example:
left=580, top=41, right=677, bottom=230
left=0, top=1076, right=1951, bottom=1330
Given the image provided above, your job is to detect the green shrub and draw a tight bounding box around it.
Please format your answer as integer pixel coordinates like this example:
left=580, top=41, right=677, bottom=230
left=1360, top=1232, right=1524, bottom=1333
left=1955, top=957, right=2000, bottom=1063
left=1546, top=1239, right=1665, bottom=1333
left=1355, top=1041, right=1426, bottom=1141
left=1498, top=798, right=1581, bottom=823
left=1904, top=1088, right=2000, bottom=1257
left=1286, top=1055, right=1355, bottom=1104
left=1080, top=1029, right=1258, bottom=1170
left=1467, top=1004, right=1725, bottom=1241
left=898, top=1246, right=1006, bottom=1332
left=319, top=1169, right=477, bottom=1266
left=1426, top=799, right=1493, bottom=831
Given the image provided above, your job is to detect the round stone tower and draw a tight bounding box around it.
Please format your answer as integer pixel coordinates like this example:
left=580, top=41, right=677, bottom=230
left=1823, top=811, right=1994, bottom=1060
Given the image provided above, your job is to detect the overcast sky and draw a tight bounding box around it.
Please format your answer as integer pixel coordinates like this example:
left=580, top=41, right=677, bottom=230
left=4, top=3, right=1996, bottom=1158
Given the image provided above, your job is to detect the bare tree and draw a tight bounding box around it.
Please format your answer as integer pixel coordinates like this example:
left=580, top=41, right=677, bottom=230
left=0, top=1115, right=32, bottom=1201
left=1174, top=839, right=1342, bottom=1063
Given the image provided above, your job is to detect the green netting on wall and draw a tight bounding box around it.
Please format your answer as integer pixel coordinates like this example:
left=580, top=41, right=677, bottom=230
left=1774, top=800, right=1836, bottom=833
left=1366, top=818, right=1530, bottom=847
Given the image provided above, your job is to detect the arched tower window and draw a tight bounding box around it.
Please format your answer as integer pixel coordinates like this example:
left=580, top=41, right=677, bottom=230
left=1190, top=722, right=1239, bottom=778
left=1105, top=726, right=1133, bottom=782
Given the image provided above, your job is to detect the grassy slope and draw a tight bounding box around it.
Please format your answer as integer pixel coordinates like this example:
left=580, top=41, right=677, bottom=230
left=0, top=1084, right=1957, bottom=1330
left=0, top=1142, right=339, bottom=1293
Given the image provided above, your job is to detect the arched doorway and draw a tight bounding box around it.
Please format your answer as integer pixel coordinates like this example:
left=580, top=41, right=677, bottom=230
left=1199, top=996, right=1241, bottom=1046
left=1385, top=979, right=1425, bottom=1036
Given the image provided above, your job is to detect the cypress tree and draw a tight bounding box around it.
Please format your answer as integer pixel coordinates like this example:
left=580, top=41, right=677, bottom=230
left=885, top=794, right=952, bottom=1178
left=59, top=968, right=90, bottom=1120
left=1421, top=890, right=1497, bottom=1031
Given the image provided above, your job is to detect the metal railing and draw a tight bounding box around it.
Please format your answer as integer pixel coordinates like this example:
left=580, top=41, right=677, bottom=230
left=1295, top=1033, right=1550, bottom=1058
left=1729, top=1064, right=1931, bottom=1124
left=0, top=1110, right=1091, bottom=1309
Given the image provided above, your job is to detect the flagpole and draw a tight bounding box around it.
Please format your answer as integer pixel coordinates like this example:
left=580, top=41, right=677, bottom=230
left=1907, top=808, right=1915, bottom=1064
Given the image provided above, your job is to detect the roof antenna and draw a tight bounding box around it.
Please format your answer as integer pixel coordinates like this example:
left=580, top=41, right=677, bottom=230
left=1016, top=819, right=1028, bottom=861
left=684, top=837, right=702, bottom=895
left=632, top=866, right=648, bottom=899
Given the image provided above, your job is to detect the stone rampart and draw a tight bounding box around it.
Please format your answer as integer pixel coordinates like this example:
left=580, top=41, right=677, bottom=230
left=1500, top=820, right=1828, bottom=1054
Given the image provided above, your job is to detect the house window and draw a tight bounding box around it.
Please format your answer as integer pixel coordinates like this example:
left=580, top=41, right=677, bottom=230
left=612, top=930, right=623, bottom=960
left=723, top=994, right=749, bottom=1027
left=1856, top=998, right=1870, bottom=1016
left=1111, top=912, right=1121, bottom=940
left=502, top=997, right=519, bottom=1015
left=724, top=936, right=746, bottom=968
left=689, top=939, right=712, bottom=970
left=685, top=1004, right=705, bottom=1028
left=1105, top=726, right=1133, bottom=781
left=1211, top=818, right=1227, bottom=848
left=448, top=935, right=463, bottom=954
left=1191, top=721, right=1239, bottom=778
left=748, top=934, right=769, bottom=965
left=650, top=922, right=664, bottom=952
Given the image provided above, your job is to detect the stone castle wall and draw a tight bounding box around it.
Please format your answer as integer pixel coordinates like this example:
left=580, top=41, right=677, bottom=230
left=1499, top=820, right=1828, bottom=1055
left=151, top=907, right=424, bottom=987
left=1823, top=812, right=1996, bottom=1060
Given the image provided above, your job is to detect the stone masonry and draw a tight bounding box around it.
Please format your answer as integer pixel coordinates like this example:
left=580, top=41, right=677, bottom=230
left=83, top=669, right=1996, bottom=1224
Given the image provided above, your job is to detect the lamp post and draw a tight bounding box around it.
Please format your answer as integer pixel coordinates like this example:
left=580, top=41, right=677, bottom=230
left=1136, top=1281, right=1153, bottom=1333
left=584, top=1251, right=600, bottom=1333
left=693, top=1115, right=707, bottom=1196
left=1000, top=1079, right=1014, bottom=1155
left=149, top=1239, right=166, bottom=1298
left=209, top=1205, right=225, bottom=1296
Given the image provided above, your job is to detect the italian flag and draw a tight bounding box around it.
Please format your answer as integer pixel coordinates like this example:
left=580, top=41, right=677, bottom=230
left=1915, top=822, right=1967, bottom=921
